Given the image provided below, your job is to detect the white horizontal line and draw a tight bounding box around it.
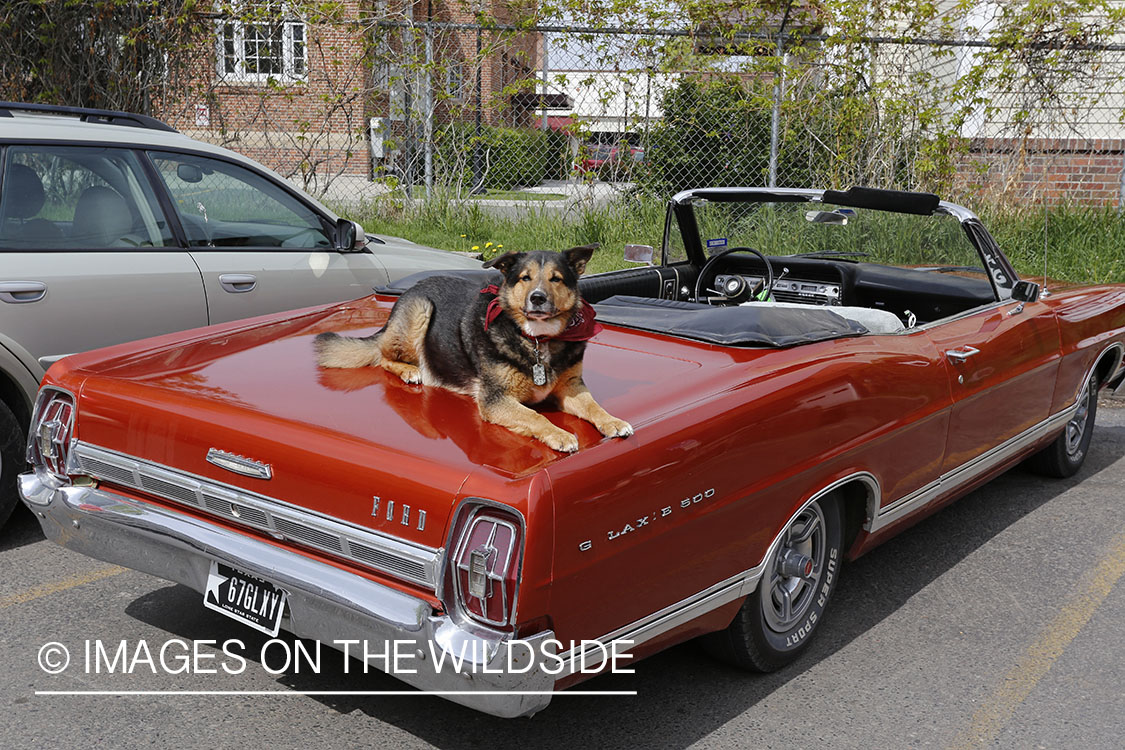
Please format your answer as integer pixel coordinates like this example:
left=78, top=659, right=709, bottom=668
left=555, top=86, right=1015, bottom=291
left=36, top=690, right=636, bottom=697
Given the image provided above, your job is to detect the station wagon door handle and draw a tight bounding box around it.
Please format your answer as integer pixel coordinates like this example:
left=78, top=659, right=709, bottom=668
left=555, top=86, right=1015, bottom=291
left=218, top=274, right=257, bottom=293
left=945, top=346, right=980, bottom=363
left=0, top=281, right=47, bottom=304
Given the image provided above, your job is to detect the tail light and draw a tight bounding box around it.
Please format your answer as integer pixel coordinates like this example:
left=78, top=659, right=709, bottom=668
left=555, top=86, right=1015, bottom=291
left=445, top=502, right=524, bottom=630
left=27, top=387, right=76, bottom=480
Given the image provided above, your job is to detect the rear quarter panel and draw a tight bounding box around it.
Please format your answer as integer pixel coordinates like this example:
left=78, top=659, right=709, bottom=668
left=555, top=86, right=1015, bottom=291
left=544, top=330, right=954, bottom=644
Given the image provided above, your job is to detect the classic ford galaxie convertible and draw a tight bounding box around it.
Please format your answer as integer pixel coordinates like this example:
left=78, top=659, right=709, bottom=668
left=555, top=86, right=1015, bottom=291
left=21, top=187, right=1125, bottom=717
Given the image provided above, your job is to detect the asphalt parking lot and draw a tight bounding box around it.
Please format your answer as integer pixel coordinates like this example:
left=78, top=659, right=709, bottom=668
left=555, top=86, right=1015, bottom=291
left=3, top=404, right=1124, bottom=749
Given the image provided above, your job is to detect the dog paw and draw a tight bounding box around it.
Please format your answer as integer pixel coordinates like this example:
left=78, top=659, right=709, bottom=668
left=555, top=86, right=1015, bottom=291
left=386, top=363, right=422, bottom=384
left=597, top=418, right=634, bottom=439
left=542, top=430, right=580, bottom=453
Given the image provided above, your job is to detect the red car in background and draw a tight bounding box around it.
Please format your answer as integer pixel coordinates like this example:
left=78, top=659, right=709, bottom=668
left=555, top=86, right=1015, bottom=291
left=578, top=142, right=644, bottom=177
left=21, top=186, right=1125, bottom=718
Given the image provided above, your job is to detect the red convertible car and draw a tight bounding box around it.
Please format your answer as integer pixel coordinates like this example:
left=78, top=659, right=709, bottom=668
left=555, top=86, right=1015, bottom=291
left=21, top=187, right=1125, bottom=717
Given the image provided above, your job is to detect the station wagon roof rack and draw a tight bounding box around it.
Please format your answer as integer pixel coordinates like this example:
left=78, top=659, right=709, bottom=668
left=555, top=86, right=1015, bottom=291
left=0, top=102, right=178, bottom=133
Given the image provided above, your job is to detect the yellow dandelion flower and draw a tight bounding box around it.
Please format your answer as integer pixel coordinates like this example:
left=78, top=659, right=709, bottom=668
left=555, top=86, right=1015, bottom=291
left=485, top=241, right=493, bottom=247
left=496, top=244, right=503, bottom=249
left=460, top=234, right=467, bottom=238
left=472, top=245, right=480, bottom=251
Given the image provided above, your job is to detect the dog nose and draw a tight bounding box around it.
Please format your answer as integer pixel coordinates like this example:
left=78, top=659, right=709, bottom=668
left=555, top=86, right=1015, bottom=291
left=529, top=289, right=548, bottom=306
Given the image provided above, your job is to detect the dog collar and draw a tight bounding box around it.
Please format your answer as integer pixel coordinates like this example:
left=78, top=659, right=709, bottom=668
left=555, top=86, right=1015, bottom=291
left=480, top=285, right=603, bottom=341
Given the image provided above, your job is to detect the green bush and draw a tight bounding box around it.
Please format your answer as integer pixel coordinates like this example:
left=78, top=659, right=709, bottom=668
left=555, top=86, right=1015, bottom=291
left=640, top=76, right=832, bottom=196
left=435, top=123, right=567, bottom=191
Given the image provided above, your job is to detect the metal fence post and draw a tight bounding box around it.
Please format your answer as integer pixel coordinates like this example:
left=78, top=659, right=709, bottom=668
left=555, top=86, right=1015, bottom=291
left=769, top=36, right=787, bottom=189
left=541, top=32, right=549, bottom=132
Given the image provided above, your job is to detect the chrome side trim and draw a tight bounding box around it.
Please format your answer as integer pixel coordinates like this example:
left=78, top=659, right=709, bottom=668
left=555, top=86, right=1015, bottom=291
left=557, top=566, right=761, bottom=674
left=870, top=346, right=1117, bottom=532
left=206, top=448, right=272, bottom=480
left=71, top=442, right=441, bottom=591
left=868, top=406, right=1074, bottom=533
left=557, top=471, right=879, bottom=673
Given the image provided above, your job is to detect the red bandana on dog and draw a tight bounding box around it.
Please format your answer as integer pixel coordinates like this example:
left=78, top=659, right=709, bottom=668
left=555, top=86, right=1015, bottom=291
left=480, top=285, right=603, bottom=340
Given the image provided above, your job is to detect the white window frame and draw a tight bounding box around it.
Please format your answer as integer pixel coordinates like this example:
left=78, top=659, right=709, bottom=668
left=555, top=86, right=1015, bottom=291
left=215, top=3, right=307, bottom=83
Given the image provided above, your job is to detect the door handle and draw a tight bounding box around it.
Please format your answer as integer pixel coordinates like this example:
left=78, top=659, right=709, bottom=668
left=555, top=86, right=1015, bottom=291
left=0, top=281, right=47, bottom=303
left=218, top=274, right=257, bottom=293
left=945, top=346, right=980, bottom=363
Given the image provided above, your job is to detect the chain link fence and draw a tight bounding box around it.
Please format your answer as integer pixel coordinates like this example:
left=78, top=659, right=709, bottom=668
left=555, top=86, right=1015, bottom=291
left=149, top=6, right=1125, bottom=212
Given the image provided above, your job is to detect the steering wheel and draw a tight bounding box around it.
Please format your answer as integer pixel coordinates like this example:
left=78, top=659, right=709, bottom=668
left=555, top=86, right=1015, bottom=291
left=694, top=246, right=775, bottom=304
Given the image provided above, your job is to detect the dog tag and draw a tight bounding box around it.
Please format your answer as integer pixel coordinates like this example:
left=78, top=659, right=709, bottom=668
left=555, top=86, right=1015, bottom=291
left=532, top=363, right=547, bottom=386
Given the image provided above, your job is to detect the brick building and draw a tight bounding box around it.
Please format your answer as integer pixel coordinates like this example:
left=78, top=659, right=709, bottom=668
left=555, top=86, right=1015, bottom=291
left=156, top=1, right=540, bottom=191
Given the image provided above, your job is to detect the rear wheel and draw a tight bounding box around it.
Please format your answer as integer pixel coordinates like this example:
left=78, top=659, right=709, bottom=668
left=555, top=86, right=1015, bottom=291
left=0, top=400, right=26, bottom=530
left=704, top=495, right=843, bottom=671
left=1027, top=371, right=1098, bottom=478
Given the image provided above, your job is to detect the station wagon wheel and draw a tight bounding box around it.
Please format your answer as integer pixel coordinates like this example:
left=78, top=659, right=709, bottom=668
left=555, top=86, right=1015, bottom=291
left=1027, top=370, right=1099, bottom=478
left=702, top=494, right=843, bottom=672
left=0, top=400, right=26, bottom=529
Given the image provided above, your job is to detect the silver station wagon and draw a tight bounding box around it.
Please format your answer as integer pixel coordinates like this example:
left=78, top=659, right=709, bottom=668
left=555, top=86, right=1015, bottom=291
left=0, top=102, right=481, bottom=529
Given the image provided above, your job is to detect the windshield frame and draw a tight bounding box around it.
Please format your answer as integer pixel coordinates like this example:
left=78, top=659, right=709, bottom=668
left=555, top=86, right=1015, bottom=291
left=662, top=187, right=1017, bottom=301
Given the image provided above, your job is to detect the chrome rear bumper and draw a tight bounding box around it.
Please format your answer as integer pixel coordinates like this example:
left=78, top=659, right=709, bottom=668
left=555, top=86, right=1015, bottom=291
left=19, top=471, right=555, bottom=718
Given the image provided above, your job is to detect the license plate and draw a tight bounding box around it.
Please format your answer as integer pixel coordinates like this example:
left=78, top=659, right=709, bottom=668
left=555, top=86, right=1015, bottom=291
left=203, top=562, right=287, bottom=637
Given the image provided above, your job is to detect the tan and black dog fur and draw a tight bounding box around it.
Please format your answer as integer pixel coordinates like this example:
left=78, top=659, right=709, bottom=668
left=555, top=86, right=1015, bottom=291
left=313, top=244, right=632, bottom=452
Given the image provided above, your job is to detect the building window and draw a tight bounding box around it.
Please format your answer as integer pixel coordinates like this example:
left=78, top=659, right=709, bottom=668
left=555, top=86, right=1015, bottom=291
left=445, top=61, right=465, bottom=101
left=217, top=3, right=307, bottom=82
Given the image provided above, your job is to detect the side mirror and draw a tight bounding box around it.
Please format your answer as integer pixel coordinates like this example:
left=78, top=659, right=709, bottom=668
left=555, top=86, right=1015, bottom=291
left=1012, top=279, right=1041, bottom=303
left=624, top=244, right=654, bottom=265
left=334, top=218, right=366, bottom=252
left=177, top=163, right=204, bottom=183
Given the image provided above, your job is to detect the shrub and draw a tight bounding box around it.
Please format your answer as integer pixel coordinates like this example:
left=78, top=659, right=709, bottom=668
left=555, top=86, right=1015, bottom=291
left=435, top=123, right=568, bottom=191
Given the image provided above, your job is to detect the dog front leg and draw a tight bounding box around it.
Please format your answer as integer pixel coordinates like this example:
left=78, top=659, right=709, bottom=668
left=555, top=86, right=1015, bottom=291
left=479, top=394, right=580, bottom=453
left=554, top=368, right=633, bottom=439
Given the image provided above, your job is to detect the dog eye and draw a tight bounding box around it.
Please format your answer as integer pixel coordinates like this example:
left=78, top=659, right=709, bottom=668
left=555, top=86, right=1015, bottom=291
left=520, top=274, right=532, bottom=281
left=550, top=276, right=563, bottom=283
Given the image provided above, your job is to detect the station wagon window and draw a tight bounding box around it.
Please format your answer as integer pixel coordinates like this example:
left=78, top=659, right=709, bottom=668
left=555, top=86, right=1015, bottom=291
left=147, top=152, right=333, bottom=249
left=0, top=146, right=174, bottom=250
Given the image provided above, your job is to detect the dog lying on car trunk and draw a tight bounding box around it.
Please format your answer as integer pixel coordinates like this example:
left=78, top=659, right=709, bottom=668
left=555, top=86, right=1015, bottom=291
left=314, top=244, right=632, bottom=452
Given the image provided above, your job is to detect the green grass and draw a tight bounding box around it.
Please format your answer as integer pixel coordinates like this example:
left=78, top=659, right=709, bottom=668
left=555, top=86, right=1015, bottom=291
left=343, top=194, right=667, bottom=275
left=337, top=195, right=1125, bottom=284
left=472, top=189, right=567, bottom=201
left=398, top=187, right=567, bottom=202
left=977, top=204, right=1125, bottom=285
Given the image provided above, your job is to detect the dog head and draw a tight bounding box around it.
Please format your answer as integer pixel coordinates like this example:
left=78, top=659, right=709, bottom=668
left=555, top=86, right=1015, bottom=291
left=483, top=244, right=597, bottom=338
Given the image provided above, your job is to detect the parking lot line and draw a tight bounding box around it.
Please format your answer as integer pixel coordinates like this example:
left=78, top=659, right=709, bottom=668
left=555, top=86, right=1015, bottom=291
left=947, top=531, right=1125, bottom=750
left=0, top=565, right=126, bottom=610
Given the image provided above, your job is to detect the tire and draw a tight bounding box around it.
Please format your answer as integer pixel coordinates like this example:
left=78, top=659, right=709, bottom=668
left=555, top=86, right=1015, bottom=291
left=704, top=494, right=844, bottom=672
left=0, top=399, right=27, bottom=530
left=1027, top=371, right=1098, bottom=478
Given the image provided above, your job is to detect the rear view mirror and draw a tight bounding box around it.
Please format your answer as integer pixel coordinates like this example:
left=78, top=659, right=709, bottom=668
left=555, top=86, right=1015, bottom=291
left=624, top=244, right=654, bottom=265
left=805, top=210, right=849, bottom=225
left=177, top=164, right=204, bottom=183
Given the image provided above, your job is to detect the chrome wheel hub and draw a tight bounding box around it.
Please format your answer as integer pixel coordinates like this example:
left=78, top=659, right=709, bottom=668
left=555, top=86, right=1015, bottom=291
left=1065, top=377, right=1093, bottom=458
left=763, top=503, right=825, bottom=633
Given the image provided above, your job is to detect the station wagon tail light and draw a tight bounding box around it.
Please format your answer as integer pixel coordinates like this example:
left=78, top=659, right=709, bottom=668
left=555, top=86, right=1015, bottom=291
left=447, top=503, right=524, bottom=630
left=27, top=388, right=76, bottom=481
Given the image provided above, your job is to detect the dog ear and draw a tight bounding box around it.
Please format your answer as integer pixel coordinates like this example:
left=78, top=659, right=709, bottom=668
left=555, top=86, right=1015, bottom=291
left=483, top=251, right=523, bottom=276
left=563, top=243, right=599, bottom=276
